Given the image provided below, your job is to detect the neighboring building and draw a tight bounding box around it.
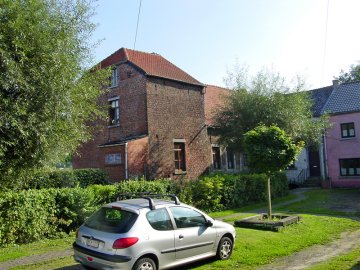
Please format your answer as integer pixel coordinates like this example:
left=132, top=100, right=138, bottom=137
left=287, top=80, right=360, bottom=188
left=73, top=48, right=211, bottom=181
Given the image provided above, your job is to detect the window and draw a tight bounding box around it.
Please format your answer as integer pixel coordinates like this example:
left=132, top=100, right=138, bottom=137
left=110, top=68, right=118, bottom=87
left=174, top=142, right=186, bottom=173
left=169, top=207, right=207, bottom=228
left=84, top=207, right=137, bottom=233
left=340, top=158, right=360, bottom=176
left=146, top=208, right=173, bottom=231
left=227, top=149, right=235, bottom=169
left=212, top=146, right=221, bottom=169
left=105, top=153, right=121, bottom=165
left=109, top=98, right=120, bottom=126
left=341, top=123, right=355, bottom=138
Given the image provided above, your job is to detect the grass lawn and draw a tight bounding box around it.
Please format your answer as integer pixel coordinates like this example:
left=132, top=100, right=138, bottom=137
left=0, top=235, right=74, bottom=263
left=308, top=246, right=360, bottom=270
left=2, top=188, right=360, bottom=270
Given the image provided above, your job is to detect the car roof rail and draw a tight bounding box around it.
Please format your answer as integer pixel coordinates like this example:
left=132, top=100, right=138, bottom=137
left=117, top=192, right=180, bottom=210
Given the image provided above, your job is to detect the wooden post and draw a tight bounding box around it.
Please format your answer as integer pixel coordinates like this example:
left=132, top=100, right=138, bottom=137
left=267, top=175, right=272, bottom=220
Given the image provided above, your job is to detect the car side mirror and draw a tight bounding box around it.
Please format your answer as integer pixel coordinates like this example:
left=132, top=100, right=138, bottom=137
left=206, top=219, right=213, bottom=227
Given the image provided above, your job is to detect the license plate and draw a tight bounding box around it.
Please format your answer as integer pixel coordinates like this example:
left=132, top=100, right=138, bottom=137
left=87, top=239, right=99, bottom=248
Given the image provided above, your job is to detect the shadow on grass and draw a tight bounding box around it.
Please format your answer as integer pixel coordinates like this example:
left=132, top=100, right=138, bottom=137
left=351, top=261, right=360, bottom=270
left=53, top=259, right=217, bottom=270
left=55, top=264, right=84, bottom=270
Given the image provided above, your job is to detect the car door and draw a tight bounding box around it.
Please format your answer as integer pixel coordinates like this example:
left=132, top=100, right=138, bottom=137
left=145, top=208, right=176, bottom=264
left=169, top=206, right=217, bottom=260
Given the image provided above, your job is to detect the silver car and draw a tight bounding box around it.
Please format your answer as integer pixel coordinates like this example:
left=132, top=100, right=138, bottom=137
left=73, top=194, right=236, bottom=270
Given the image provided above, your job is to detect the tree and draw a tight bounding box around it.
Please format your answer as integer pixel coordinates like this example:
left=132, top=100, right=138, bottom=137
left=243, top=125, right=303, bottom=218
left=215, top=67, right=328, bottom=149
left=0, top=0, right=109, bottom=187
left=335, top=64, right=360, bottom=83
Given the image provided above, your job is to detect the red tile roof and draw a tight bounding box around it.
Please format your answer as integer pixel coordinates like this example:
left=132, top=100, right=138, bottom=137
left=100, top=48, right=203, bottom=86
left=204, top=85, right=231, bottom=125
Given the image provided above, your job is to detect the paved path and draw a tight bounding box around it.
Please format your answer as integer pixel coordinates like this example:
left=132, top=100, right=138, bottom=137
left=259, top=228, right=360, bottom=270
left=0, top=249, right=73, bottom=270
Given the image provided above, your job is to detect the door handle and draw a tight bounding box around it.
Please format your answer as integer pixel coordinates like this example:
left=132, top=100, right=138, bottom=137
left=179, top=234, right=184, bottom=239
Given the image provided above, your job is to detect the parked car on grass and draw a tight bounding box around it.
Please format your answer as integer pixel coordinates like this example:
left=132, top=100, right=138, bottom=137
left=73, top=193, right=236, bottom=270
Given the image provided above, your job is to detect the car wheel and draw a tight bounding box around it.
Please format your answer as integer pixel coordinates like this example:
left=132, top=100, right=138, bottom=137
left=216, top=236, right=233, bottom=260
left=133, top=257, right=157, bottom=270
left=81, top=264, right=96, bottom=270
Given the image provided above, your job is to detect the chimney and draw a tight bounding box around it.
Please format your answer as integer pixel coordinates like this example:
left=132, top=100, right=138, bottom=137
left=332, top=79, right=339, bottom=86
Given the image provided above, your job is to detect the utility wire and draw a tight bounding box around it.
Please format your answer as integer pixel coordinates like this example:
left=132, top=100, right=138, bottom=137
left=322, top=0, right=330, bottom=84
left=133, top=0, right=142, bottom=50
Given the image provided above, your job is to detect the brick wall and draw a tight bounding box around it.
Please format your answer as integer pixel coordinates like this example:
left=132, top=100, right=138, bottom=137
left=146, top=77, right=211, bottom=179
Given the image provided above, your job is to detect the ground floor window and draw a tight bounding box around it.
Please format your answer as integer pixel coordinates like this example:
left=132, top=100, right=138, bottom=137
left=340, top=158, right=360, bottom=176
left=227, top=149, right=235, bottom=169
left=105, top=153, right=121, bottom=165
left=174, top=142, right=186, bottom=173
left=212, top=146, right=221, bottom=169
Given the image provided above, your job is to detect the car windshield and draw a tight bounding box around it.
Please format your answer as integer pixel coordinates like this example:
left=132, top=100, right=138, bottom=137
left=85, top=207, right=138, bottom=233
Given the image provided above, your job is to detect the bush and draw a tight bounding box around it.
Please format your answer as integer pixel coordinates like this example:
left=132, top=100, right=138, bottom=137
left=181, top=176, right=224, bottom=212
left=116, top=179, right=175, bottom=195
left=0, top=189, right=57, bottom=246
left=74, top=169, right=110, bottom=187
left=28, top=168, right=109, bottom=189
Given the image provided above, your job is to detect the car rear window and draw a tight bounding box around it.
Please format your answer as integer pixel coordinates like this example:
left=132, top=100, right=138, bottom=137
left=84, top=207, right=138, bottom=233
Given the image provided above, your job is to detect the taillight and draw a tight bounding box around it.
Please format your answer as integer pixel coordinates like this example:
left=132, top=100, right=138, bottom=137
left=112, top=237, right=139, bottom=249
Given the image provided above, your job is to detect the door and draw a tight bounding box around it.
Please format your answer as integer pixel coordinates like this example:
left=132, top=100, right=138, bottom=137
left=169, top=206, right=217, bottom=260
left=309, top=150, right=320, bottom=177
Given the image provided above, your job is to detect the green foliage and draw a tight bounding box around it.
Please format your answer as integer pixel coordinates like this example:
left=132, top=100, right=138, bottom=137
left=27, top=168, right=110, bottom=189
left=243, top=125, right=303, bottom=174
left=53, top=188, right=95, bottom=233
left=116, top=179, right=176, bottom=195
left=335, top=64, right=360, bottom=83
left=221, top=172, right=288, bottom=209
left=0, top=0, right=110, bottom=187
left=0, top=189, right=57, bottom=246
left=0, top=174, right=288, bottom=246
left=184, top=176, right=224, bottom=212
left=216, top=67, right=328, bottom=149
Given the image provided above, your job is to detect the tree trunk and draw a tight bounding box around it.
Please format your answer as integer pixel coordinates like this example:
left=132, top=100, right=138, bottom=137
left=267, top=176, right=272, bottom=220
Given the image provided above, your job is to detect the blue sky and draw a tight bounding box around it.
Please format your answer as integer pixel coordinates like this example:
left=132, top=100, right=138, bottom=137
left=90, top=0, right=360, bottom=89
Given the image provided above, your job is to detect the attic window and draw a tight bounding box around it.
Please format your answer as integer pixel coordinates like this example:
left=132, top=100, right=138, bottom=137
left=127, top=71, right=132, bottom=78
left=110, top=68, right=118, bottom=87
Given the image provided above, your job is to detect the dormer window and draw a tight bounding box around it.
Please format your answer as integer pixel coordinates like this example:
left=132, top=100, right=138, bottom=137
left=110, top=67, right=118, bottom=87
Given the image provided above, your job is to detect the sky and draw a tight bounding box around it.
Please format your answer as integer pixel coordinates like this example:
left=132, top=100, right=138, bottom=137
left=90, top=0, right=360, bottom=89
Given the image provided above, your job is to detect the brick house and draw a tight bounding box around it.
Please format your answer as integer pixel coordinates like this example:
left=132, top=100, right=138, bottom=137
left=73, top=48, right=212, bottom=181
left=286, top=80, right=360, bottom=188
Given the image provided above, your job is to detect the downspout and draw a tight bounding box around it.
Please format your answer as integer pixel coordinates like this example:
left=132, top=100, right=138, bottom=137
left=323, top=134, right=330, bottom=188
left=125, top=142, right=128, bottom=179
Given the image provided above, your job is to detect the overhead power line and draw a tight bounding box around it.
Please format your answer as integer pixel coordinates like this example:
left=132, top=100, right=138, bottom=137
left=133, top=0, right=142, bottom=50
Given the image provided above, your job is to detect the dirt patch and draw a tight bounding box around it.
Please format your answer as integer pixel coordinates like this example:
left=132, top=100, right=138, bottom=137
left=259, top=228, right=360, bottom=270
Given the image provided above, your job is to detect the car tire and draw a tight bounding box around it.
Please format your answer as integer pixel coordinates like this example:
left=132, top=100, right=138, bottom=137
left=216, top=236, right=233, bottom=260
left=133, top=257, right=157, bottom=270
left=81, top=264, right=96, bottom=270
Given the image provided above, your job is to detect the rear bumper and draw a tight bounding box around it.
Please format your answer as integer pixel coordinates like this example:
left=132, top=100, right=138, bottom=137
left=73, top=242, right=133, bottom=269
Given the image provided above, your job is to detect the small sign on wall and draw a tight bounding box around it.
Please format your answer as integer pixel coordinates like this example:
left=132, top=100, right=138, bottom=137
left=105, top=153, right=121, bottom=165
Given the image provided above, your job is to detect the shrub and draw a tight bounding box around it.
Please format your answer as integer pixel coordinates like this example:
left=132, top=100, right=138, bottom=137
left=116, top=179, right=175, bottom=195
left=28, top=168, right=109, bottom=189
left=186, top=175, right=225, bottom=212
left=53, top=187, right=96, bottom=233
left=0, top=189, right=57, bottom=246
left=74, top=169, right=110, bottom=187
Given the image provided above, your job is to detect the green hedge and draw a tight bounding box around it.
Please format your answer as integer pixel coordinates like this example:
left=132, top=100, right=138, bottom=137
left=28, top=168, right=110, bottom=189
left=178, top=172, right=289, bottom=211
left=0, top=173, right=288, bottom=246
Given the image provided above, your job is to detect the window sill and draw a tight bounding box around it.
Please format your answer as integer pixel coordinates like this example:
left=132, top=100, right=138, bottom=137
left=174, top=170, right=187, bottom=175
left=108, top=85, right=118, bottom=89
left=108, top=124, right=120, bottom=129
left=340, top=137, right=356, bottom=141
left=339, top=175, right=360, bottom=179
